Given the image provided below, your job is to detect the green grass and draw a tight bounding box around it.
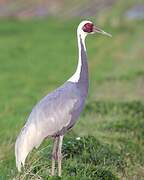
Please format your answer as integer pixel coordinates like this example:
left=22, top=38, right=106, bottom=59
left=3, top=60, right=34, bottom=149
left=0, top=1, right=144, bottom=179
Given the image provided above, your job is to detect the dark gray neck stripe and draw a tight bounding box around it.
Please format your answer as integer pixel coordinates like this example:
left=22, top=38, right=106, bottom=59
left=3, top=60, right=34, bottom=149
left=77, top=36, right=89, bottom=96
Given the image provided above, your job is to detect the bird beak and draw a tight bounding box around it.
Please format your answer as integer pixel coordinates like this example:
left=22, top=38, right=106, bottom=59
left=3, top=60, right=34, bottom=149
left=93, top=26, right=112, bottom=37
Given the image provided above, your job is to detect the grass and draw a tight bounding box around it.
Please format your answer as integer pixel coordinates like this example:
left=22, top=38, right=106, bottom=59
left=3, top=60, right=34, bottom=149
left=0, top=0, right=144, bottom=179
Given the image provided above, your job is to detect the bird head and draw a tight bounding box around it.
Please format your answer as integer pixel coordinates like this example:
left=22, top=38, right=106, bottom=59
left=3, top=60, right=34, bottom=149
left=77, top=20, right=112, bottom=38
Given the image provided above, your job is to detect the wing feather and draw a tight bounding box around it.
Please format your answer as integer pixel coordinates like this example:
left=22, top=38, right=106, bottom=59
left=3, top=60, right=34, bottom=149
left=15, top=82, right=82, bottom=171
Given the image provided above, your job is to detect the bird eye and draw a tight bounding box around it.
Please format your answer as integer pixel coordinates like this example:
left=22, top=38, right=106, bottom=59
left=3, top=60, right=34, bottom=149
left=82, top=23, right=93, bottom=33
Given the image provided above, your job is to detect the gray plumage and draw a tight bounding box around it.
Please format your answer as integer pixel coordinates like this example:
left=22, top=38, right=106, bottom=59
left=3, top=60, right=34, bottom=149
left=15, top=35, right=88, bottom=171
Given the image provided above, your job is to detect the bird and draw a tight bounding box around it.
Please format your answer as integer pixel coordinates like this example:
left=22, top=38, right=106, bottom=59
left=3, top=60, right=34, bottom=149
left=15, top=20, right=111, bottom=177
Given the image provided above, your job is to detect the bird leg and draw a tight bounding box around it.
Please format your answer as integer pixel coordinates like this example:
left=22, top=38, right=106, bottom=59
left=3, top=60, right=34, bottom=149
left=57, top=135, right=63, bottom=177
left=51, top=137, right=59, bottom=176
left=50, top=135, right=64, bottom=176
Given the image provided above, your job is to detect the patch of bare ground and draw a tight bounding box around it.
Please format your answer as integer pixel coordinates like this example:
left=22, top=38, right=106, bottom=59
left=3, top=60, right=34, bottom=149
left=0, top=0, right=116, bottom=18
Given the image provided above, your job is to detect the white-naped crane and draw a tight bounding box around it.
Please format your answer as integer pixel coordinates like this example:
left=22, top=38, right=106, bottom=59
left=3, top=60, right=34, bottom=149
left=15, top=20, right=111, bottom=176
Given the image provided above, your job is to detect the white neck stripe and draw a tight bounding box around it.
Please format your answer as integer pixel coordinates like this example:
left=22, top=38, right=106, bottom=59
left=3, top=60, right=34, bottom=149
left=68, top=29, right=87, bottom=82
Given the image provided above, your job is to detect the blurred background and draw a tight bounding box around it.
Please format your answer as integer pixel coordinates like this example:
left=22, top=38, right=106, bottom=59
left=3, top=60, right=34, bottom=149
left=0, top=0, right=144, bottom=179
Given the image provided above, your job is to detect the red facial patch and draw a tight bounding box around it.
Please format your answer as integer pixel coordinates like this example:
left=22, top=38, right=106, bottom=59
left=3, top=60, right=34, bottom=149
left=82, top=23, right=94, bottom=33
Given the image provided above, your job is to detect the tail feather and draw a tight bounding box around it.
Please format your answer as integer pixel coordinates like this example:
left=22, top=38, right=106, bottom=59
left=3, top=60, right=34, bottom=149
left=15, top=123, right=40, bottom=171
